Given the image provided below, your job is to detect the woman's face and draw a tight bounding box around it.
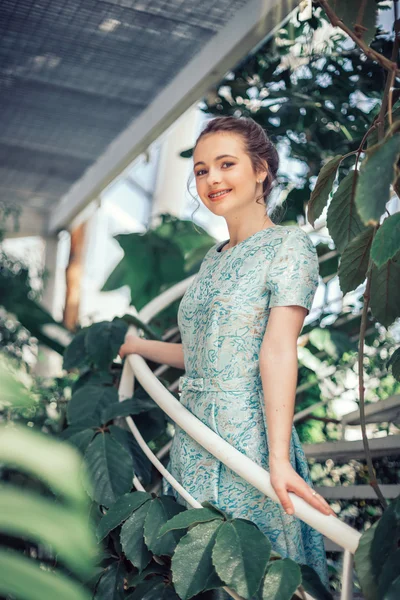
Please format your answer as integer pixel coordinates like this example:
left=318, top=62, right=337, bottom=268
left=193, top=131, right=266, bottom=216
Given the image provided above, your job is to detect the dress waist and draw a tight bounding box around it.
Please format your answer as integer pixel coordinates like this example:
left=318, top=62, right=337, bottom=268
left=178, top=372, right=262, bottom=393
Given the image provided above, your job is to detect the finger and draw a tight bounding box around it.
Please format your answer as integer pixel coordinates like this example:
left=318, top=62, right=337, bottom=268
left=276, top=488, right=294, bottom=515
left=303, top=487, right=335, bottom=516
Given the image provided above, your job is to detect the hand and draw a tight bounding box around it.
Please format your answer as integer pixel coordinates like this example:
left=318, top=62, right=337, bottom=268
left=270, top=459, right=336, bottom=517
left=118, top=335, right=139, bottom=359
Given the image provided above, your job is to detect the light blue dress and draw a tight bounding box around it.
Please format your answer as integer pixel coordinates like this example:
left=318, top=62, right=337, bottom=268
left=162, top=225, right=330, bottom=590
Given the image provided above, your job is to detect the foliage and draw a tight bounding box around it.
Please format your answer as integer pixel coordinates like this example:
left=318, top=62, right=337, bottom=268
left=0, top=360, right=97, bottom=600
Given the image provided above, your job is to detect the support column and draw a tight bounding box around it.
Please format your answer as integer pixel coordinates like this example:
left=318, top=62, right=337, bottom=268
left=151, top=105, right=201, bottom=220
left=63, top=221, right=87, bottom=332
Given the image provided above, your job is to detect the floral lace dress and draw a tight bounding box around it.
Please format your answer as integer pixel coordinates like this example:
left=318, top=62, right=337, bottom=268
left=162, top=225, right=330, bottom=590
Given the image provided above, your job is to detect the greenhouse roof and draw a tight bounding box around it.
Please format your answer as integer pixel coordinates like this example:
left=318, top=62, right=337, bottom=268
left=0, top=0, right=295, bottom=236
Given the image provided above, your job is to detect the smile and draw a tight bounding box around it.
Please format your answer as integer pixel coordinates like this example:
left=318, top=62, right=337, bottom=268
left=209, top=189, right=232, bottom=200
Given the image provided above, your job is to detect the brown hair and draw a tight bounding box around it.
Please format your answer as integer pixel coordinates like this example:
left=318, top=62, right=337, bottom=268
left=188, top=115, right=280, bottom=219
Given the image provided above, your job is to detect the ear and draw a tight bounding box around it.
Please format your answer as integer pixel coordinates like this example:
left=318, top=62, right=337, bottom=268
left=257, top=160, right=269, bottom=182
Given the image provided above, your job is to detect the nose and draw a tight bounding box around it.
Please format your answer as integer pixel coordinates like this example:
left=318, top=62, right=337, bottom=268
left=206, top=166, right=221, bottom=187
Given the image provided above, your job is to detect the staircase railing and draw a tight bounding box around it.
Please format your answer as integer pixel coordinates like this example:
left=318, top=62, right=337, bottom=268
left=118, top=276, right=363, bottom=600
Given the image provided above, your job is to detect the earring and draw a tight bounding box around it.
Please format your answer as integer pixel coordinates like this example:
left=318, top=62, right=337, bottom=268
left=257, top=179, right=263, bottom=183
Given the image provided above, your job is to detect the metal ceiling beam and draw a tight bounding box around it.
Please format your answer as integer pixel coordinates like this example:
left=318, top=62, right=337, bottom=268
left=48, top=0, right=297, bottom=233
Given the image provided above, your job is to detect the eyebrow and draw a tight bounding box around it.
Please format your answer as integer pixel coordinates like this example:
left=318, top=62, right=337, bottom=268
left=193, top=154, right=238, bottom=169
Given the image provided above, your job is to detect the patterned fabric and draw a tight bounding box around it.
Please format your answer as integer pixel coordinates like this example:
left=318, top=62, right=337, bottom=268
left=162, top=225, right=330, bottom=590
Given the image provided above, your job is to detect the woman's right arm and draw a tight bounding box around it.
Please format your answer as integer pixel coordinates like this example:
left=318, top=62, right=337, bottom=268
left=118, top=335, right=185, bottom=370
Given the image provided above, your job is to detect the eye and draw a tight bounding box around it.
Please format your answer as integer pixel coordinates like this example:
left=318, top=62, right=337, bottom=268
left=222, top=162, right=234, bottom=168
left=195, top=169, right=206, bottom=176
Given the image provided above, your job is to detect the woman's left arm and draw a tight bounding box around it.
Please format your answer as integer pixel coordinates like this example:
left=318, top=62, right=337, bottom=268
left=259, top=304, right=336, bottom=517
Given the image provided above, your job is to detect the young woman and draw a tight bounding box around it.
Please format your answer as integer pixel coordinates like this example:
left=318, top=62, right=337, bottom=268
left=119, top=116, right=335, bottom=590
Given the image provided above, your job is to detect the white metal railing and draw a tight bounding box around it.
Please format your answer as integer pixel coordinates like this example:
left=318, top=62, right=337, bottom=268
left=118, top=276, right=362, bottom=600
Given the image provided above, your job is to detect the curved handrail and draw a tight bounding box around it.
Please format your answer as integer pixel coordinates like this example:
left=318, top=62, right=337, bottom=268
left=119, top=275, right=361, bottom=554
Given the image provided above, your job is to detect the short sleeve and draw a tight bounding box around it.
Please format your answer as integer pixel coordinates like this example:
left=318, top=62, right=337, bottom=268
left=267, top=228, right=319, bottom=315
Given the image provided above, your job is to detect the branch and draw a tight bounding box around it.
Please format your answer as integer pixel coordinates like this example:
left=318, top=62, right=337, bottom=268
left=318, top=0, right=400, bottom=77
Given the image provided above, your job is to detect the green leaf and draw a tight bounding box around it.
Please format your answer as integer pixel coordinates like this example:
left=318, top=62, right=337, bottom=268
left=171, top=519, right=223, bottom=600
left=370, top=213, right=400, bottom=267
left=308, top=155, right=342, bottom=226
left=212, top=520, right=271, bottom=599
left=354, top=522, right=380, bottom=600
left=84, top=432, right=133, bottom=506
left=120, top=501, right=153, bottom=572
left=370, top=501, right=400, bottom=584
left=126, top=563, right=169, bottom=588
left=101, top=396, right=157, bottom=423
left=63, top=327, right=91, bottom=371
left=143, top=496, right=187, bottom=556
left=101, top=232, right=185, bottom=311
left=86, top=319, right=128, bottom=370
left=299, top=564, right=334, bottom=600
left=67, top=385, right=118, bottom=426
left=261, top=558, right=301, bottom=599
left=94, top=562, right=126, bottom=600
left=108, top=425, right=152, bottom=485
left=126, top=578, right=181, bottom=599
left=326, top=170, right=367, bottom=254
left=96, top=491, right=152, bottom=541
left=159, top=507, right=224, bottom=537
left=0, top=548, right=91, bottom=600
left=378, top=549, right=400, bottom=600
left=0, top=424, right=89, bottom=508
left=338, top=227, right=374, bottom=295
left=387, top=348, right=400, bottom=382
left=370, top=249, right=400, bottom=327
left=68, top=429, right=97, bottom=454
left=355, top=135, right=400, bottom=225
left=0, top=485, right=97, bottom=579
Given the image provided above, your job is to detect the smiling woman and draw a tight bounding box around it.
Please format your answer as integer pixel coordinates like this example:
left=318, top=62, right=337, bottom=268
left=159, top=116, right=333, bottom=591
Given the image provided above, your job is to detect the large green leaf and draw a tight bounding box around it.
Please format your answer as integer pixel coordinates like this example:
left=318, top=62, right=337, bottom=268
left=370, top=249, right=400, bottom=327
left=108, top=425, right=152, bottom=485
left=308, top=155, right=342, bottom=226
left=370, top=500, right=400, bottom=585
left=120, top=501, right=153, bottom=572
left=0, top=549, right=91, bottom=600
left=299, top=565, right=334, bottom=600
left=67, top=385, right=118, bottom=426
left=212, top=520, right=271, bottom=599
left=326, top=170, right=367, bottom=254
left=378, top=549, right=400, bottom=600
left=63, top=327, right=91, bottom=371
left=0, top=424, right=90, bottom=507
left=101, top=396, right=157, bottom=423
left=370, top=213, right=400, bottom=268
left=355, top=135, right=400, bottom=225
left=171, top=519, right=223, bottom=600
left=85, top=319, right=128, bottom=370
left=96, top=491, right=152, bottom=541
left=0, top=485, right=97, bottom=578
left=143, top=496, right=186, bottom=556
left=101, top=232, right=186, bottom=310
left=337, top=227, right=374, bottom=295
left=387, top=348, right=400, bottom=382
left=94, top=562, right=126, bottom=600
left=84, top=432, right=134, bottom=506
left=126, top=578, right=181, bottom=599
left=261, top=558, right=301, bottom=600
left=354, top=521, right=380, bottom=600
left=159, top=507, right=224, bottom=537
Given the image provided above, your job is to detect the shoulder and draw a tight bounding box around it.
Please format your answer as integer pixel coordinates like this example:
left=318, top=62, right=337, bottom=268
left=278, top=226, right=317, bottom=256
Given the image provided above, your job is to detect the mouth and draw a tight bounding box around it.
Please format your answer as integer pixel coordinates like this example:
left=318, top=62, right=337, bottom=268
left=208, top=189, right=232, bottom=201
